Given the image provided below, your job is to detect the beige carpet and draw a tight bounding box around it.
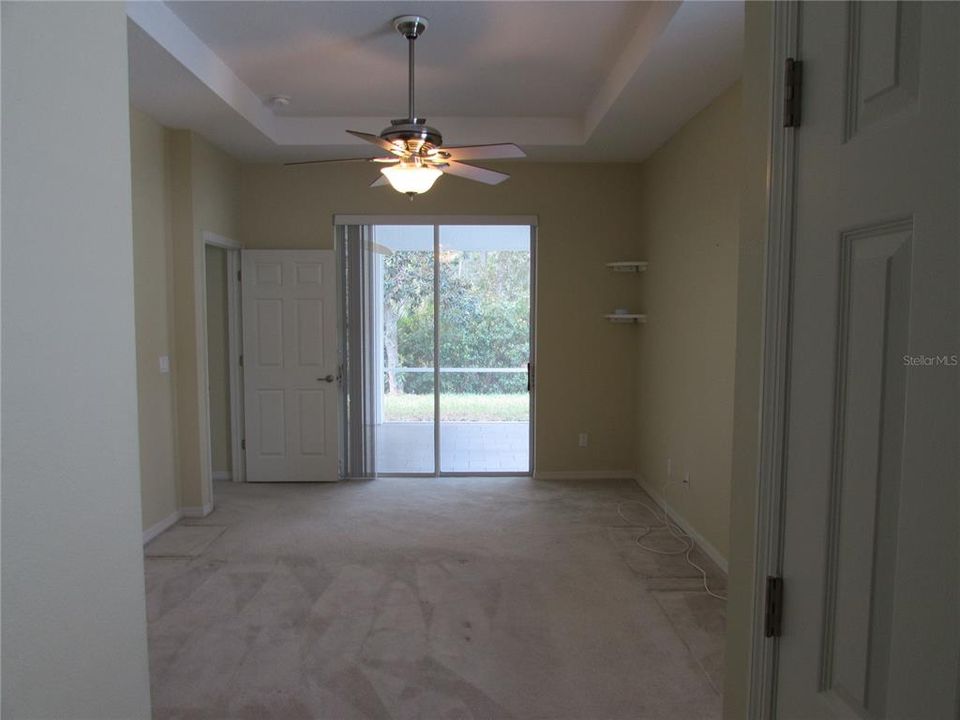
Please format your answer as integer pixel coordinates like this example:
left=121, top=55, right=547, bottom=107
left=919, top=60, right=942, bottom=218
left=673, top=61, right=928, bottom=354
left=145, top=525, right=226, bottom=558
left=144, top=477, right=726, bottom=719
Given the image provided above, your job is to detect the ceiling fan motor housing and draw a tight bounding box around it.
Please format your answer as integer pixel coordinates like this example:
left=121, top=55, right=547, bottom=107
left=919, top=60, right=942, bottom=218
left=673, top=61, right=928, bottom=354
left=381, top=121, right=443, bottom=155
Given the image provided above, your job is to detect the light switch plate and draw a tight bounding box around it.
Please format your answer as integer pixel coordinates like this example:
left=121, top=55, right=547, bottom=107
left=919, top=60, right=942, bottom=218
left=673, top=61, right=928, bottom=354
left=159, top=355, right=170, bottom=374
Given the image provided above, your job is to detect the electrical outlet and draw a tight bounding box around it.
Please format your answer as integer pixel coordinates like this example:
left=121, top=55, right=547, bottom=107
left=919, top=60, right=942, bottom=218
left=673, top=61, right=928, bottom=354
left=578, top=432, right=588, bottom=448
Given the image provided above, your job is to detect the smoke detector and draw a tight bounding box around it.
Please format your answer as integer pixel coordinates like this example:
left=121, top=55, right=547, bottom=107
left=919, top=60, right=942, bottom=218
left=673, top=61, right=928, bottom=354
left=266, top=94, right=291, bottom=109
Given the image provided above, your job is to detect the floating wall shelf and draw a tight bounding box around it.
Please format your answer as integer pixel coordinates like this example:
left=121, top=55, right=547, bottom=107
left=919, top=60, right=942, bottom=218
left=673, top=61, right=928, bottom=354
left=606, top=261, right=649, bottom=273
left=604, top=314, right=647, bottom=324
left=606, top=261, right=648, bottom=323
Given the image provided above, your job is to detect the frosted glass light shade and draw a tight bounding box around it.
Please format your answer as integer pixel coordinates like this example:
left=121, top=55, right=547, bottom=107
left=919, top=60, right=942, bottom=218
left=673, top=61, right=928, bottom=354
left=381, top=164, right=442, bottom=194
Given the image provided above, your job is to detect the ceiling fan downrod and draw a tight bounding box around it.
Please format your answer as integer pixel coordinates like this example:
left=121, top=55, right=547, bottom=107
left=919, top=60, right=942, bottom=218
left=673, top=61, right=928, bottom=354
left=394, top=15, right=428, bottom=124
left=407, top=33, right=416, bottom=122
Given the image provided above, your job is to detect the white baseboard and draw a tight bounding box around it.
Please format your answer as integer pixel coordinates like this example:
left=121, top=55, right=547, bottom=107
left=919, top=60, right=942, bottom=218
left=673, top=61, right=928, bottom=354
left=181, top=501, right=214, bottom=518
left=534, top=470, right=636, bottom=481
left=212, top=471, right=232, bottom=481
left=634, top=475, right=728, bottom=574
left=143, top=500, right=216, bottom=544
left=143, top=509, right=182, bottom=545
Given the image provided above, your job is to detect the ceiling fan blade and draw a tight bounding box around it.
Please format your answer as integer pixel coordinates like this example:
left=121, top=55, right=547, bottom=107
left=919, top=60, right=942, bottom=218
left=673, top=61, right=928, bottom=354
left=440, top=143, right=526, bottom=161
left=346, top=130, right=406, bottom=155
left=370, top=174, right=390, bottom=188
left=441, top=160, right=510, bottom=185
left=284, top=157, right=378, bottom=167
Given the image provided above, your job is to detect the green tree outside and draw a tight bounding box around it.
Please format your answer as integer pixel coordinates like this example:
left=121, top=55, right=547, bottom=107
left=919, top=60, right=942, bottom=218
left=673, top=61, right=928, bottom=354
left=382, top=249, right=530, bottom=397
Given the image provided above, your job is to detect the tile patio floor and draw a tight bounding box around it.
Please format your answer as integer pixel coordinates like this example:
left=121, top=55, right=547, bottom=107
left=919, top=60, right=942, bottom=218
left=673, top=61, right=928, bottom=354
left=377, top=422, right=529, bottom=474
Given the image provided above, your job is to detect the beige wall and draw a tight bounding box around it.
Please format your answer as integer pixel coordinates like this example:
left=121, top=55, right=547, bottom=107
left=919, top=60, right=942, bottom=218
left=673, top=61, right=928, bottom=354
left=130, top=122, right=240, bottom=519
left=205, top=245, right=232, bottom=474
left=131, top=108, right=180, bottom=531
left=168, top=130, right=205, bottom=511
left=239, top=162, right=644, bottom=473
left=633, top=82, right=743, bottom=561
left=192, top=132, right=242, bottom=242
left=1, top=3, right=152, bottom=715
left=170, top=131, right=240, bottom=511
left=724, top=2, right=773, bottom=717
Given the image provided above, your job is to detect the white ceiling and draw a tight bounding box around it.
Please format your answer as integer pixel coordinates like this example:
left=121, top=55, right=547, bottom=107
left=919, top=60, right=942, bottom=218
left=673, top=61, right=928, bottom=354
left=127, top=1, right=743, bottom=163
left=167, top=2, right=653, bottom=118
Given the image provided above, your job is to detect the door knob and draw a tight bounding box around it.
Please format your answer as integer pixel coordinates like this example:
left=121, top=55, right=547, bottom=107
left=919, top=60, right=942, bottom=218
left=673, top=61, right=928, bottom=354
left=317, top=374, right=335, bottom=383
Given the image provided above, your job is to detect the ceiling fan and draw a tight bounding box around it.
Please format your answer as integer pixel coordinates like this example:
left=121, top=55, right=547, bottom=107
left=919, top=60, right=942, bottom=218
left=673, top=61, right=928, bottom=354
left=285, top=15, right=526, bottom=197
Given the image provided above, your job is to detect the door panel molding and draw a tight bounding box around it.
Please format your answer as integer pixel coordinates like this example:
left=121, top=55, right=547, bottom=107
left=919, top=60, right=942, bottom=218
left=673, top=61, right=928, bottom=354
left=257, top=389, right=285, bottom=456
left=844, top=1, right=921, bottom=142
left=820, top=218, right=912, bottom=715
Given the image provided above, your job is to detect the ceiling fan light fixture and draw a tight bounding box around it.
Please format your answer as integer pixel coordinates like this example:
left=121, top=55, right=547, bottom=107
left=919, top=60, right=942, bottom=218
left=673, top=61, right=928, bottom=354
left=381, top=162, right=442, bottom=195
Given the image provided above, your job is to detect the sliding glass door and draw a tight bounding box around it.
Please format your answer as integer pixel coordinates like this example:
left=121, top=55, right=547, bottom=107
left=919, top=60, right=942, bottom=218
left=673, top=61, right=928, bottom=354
left=375, top=225, right=435, bottom=474
left=438, top=226, right=531, bottom=473
left=340, top=220, right=534, bottom=477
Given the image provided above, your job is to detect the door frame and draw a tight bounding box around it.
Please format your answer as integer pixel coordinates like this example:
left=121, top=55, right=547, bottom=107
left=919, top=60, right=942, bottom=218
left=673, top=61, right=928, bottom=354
left=201, top=230, right=245, bottom=485
left=749, top=2, right=800, bottom=718
left=334, top=214, right=538, bottom=477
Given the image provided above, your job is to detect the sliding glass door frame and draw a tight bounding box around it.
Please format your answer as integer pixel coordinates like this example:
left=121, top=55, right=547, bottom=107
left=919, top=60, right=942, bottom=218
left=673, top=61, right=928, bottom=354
left=433, top=223, right=537, bottom=478
left=335, top=215, right=537, bottom=478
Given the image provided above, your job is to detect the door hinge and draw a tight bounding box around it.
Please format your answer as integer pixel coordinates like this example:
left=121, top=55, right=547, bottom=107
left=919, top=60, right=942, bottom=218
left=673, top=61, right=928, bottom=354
left=237, top=270, right=242, bottom=282
left=241, top=438, right=246, bottom=450
left=783, top=58, right=803, bottom=128
left=239, top=354, right=244, bottom=368
left=764, top=576, right=784, bottom=638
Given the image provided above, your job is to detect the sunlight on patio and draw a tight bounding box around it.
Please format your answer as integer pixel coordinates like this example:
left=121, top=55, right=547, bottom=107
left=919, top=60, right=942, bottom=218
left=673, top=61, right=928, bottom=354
left=378, top=420, right=529, bottom=474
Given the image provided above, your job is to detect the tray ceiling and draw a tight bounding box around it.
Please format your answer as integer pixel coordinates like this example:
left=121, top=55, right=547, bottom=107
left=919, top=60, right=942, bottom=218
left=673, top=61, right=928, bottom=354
left=127, top=1, right=743, bottom=162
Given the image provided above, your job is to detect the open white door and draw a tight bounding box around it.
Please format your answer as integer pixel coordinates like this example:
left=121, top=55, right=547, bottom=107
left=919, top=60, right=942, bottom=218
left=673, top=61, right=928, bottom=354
left=241, top=250, right=339, bottom=482
left=773, top=2, right=958, bottom=717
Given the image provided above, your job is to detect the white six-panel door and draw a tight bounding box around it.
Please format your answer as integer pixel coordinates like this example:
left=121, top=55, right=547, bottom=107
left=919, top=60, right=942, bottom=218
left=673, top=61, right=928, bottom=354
left=241, top=250, right=339, bottom=482
left=776, top=2, right=958, bottom=717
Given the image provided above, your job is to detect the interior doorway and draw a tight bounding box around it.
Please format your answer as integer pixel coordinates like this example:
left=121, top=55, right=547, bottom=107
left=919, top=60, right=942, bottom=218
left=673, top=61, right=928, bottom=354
left=201, top=231, right=244, bottom=488
left=338, top=218, right=536, bottom=478
left=205, top=244, right=233, bottom=481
